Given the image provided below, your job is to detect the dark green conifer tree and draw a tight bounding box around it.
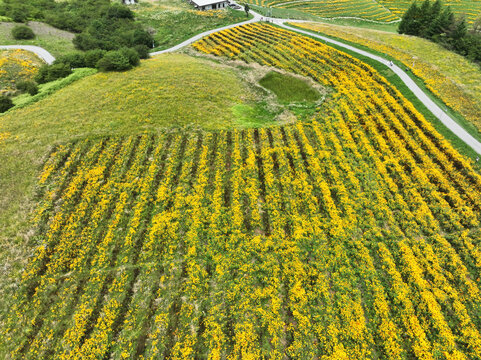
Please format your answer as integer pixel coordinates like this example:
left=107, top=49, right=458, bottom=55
left=399, top=1, right=420, bottom=35
left=418, top=0, right=433, bottom=36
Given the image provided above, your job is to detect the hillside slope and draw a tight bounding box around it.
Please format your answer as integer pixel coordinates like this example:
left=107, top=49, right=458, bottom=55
left=292, top=22, right=481, bottom=133
left=0, top=53, right=274, bottom=333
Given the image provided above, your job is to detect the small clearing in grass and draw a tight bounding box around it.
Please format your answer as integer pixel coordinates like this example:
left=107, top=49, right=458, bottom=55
left=259, top=70, right=321, bottom=104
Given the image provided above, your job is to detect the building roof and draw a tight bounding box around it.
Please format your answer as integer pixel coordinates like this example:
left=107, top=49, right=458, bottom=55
left=192, top=0, right=228, bottom=6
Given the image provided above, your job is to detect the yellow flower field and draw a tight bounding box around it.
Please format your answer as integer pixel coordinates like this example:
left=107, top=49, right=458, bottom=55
left=4, top=23, right=481, bottom=359
left=0, top=49, right=43, bottom=95
left=292, top=21, right=481, bottom=133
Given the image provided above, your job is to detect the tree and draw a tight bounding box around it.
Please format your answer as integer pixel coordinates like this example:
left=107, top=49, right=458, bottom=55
left=428, top=6, right=454, bottom=42
left=35, top=63, right=72, bottom=84
left=418, top=0, right=432, bottom=36
left=472, top=16, right=481, bottom=35
left=11, top=25, right=35, bottom=40
left=448, top=16, right=468, bottom=53
left=399, top=2, right=420, bottom=36
left=424, top=0, right=442, bottom=37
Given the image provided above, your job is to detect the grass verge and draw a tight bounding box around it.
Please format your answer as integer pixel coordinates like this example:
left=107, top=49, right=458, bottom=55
left=11, top=68, right=97, bottom=109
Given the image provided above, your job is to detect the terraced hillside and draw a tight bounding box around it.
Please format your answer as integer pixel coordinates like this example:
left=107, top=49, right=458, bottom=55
left=0, top=49, right=43, bottom=95
left=4, top=23, right=481, bottom=359
left=245, top=0, right=481, bottom=23
left=247, top=0, right=399, bottom=22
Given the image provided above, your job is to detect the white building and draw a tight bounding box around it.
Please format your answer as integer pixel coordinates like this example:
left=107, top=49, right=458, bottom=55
left=190, top=0, right=229, bottom=10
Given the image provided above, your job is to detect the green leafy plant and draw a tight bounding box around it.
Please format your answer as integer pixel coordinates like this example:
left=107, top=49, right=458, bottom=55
left=11, top=25, right=35, bottom=40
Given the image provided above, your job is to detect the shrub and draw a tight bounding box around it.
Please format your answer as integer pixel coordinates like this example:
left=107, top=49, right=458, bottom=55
left=84, top=49, right=107, bottom=68
left=96, top=50, right=132, bottom=72
left=11, top=25, right=35, bottom=40
left=73, top=33, right=100, bottom=51
left=16, top=80, right=38, bottom=95
left=120, top=47, right=140, bottom=67
left=54, top=52, right=87, bottom=68
left=105, top=4, right=134, bottom=20
left=10, top=6, right=28, bottom=23
left=0, top=96, right=14, bottom=113
left=133, top=45, right=150, bottom=59
left=35, top=63, right=72, bottom=84
left=132, top=29, right=154, bottom=48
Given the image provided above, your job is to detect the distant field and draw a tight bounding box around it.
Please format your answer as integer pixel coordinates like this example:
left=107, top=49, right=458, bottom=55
left=245, top=0, right=481, bottom=23
left=0, top=21, right=75, bottom=57
left=247, top=0, right=399, bottom=22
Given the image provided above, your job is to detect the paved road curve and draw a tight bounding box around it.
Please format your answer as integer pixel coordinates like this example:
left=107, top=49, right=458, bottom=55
left=0, top=45, right=56, bottom=64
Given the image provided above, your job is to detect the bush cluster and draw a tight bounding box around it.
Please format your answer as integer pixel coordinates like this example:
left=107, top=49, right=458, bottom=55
left=52, top=46, right=146, bottom=73
left=1, top=0, right=155, bottom=82
left=399, top=0, right=481, bottom=63
left=35, top=63, right=72, bottom=84
left=0, top=1, right=153, bottom=81
left=11, top=25, right=35, bottom=40
left=0, top=1, right=154, bottom=51
left=0, top=96, right=14, bottom=113
left=16, top=80, right=38, bottom=95
left=0, top=0, right=109, bottom=32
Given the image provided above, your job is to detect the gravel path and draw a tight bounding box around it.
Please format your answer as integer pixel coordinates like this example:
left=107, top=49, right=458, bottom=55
left=0, top=45, right=55, bottom=64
